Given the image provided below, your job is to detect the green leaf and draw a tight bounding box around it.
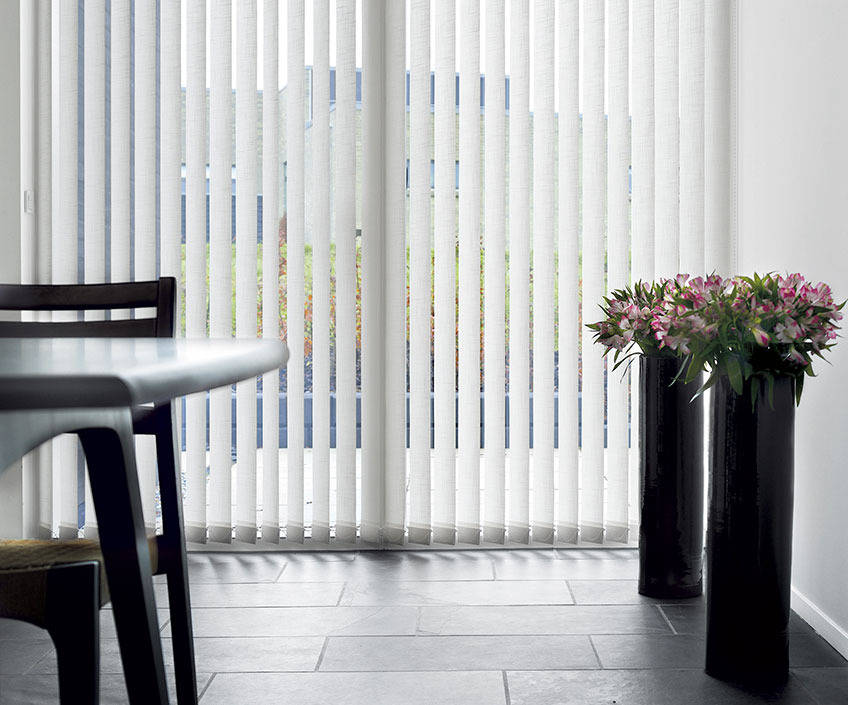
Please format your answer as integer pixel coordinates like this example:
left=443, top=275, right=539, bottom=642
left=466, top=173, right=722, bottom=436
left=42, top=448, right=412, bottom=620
left=726, top=356, right=743, bottom=395
left=766, top=374, right=775, bottom=410
left=795, top=373, right=804, bottom=406
left=691, top=370, right=721, bottom=402
left=750, top=376, right=760, bottom=409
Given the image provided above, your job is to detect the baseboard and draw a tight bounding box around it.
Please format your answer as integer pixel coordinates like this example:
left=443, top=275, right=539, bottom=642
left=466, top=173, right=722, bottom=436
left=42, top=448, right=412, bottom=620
left=791, top=585, right=848, bottom=660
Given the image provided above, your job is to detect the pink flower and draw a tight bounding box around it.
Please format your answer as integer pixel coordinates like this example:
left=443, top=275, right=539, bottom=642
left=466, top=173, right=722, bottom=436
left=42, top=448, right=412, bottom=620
left=751, top=326, right=770, bottom=347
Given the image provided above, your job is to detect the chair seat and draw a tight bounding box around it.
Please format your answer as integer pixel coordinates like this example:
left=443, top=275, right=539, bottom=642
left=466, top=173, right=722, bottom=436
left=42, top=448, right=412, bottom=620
left=0, top=537, right=160, bottom=611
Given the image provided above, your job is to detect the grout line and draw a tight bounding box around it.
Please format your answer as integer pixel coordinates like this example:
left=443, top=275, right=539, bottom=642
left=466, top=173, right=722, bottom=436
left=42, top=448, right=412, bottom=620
left=656, top=605, right=677, bottom=635
left=274, top=562, right=288, bottom=582
left=198, top=672, right=216, bottom=702
left=314, top=637, right=331, bottom=672
left=502, top=670, right=512, bottom=705
left=415, top=606, right=423, bottom=635
left=565, top=580, right=578, bottom=605
left=336, top=583, right=347, bottom=607
left=587, top=635, right=604, bottom=669
left=491, top=560, right=497, bottom=580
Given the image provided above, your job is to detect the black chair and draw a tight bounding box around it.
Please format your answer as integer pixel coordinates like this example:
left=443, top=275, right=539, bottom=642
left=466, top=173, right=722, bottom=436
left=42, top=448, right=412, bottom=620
left=0, top=278, right=196, bottom=705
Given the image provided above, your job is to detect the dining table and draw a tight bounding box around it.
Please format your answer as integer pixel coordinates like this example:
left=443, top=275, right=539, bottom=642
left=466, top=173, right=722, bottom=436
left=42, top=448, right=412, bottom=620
left=0, top=336, right=288, bottom=704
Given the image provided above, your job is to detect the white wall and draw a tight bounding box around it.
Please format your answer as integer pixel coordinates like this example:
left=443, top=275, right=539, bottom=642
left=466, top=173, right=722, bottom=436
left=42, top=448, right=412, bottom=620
left=737, top=0, right=848, bottom=657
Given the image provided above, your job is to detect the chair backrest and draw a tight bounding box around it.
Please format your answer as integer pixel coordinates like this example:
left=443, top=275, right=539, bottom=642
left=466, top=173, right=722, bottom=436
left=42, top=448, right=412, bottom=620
left=0, top=278, right=176, bottom=339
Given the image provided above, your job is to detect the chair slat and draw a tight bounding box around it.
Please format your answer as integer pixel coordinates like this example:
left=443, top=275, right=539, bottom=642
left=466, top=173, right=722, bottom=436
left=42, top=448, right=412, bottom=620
left=0, top=318, right=158, bottom=338
left=0, top=280, right=165, bottom=312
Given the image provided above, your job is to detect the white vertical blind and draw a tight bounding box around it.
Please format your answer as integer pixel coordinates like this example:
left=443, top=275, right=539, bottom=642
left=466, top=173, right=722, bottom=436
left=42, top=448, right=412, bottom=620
left=655, top=0, right=680, bottom=278
left=483, top=0, right=507, bottom=545
left=606, top=0, right=631, bottom=543
left=286, top=0, right=306, bottom=544
left=680, top=0, right=705, bottom=276
left=235, top=0, right=259, bottom=544
left=580, top=0, right=606, bottom=544
left=35, top=0, right=53, bottom=540
left=311, top=0, right=331, bottom=544
left=262, top=0, right=281, bottom=543
left=333, top=0, right=358, bottom=544
left=160, top=0, right=182, bottom=290
left=208, top=0, right=233, bottom=544
left=433, top=0, right=457, bottom=546
left=184, top=0, right=208, bottom=544
left=83, top=0, right=106, bottom=540
left=134, top=0, right=158, bottom=535
left=408, top=0, right=431, bottom=546
left=54, top=0, right=79, bottom=541
left=359, top=0, right=385, bottom=545
left=28, top=0, right=732, bottom=547
left=383, top=0, right=408, bottom=546
left=457, top=0, right=481, bottom=546
left=532, top=0, right=555, bottom=545
left=508, top=0, right=530, bottom=545
left=705, top=0, right=732, bottom=275
left=557, top=0, right=579, bottom=544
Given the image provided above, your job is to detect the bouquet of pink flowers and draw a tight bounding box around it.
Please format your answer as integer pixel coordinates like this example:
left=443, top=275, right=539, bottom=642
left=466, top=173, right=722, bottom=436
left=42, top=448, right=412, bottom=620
left=589, top=272, right=844, bottom=403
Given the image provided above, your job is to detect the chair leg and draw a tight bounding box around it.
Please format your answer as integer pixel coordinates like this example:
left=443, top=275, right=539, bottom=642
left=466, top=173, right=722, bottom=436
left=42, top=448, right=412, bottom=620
left=154, top=401, right=199, bottom=705
left=46, top=562, right=101, bottom=705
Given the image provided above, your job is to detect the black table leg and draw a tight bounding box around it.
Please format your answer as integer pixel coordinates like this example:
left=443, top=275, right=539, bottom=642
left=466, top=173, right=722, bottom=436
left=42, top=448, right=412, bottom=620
left=154, top=401, right=199, bottom=705
left=78, top=410, right=169, bottom=705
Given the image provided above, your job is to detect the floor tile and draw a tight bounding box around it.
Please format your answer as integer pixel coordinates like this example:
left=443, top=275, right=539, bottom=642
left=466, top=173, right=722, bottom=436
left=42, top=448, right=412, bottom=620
left=507, top=669, right=819, bottom=705
left=789, top=636, right=848, bottom=668
left=0, top=622, right=43, bottom=641
left=184, top=553, right=287, bottom=583
left=279, top=551, right=495, bottom=582
left=661, top=605, right=817, bottom=636
left=341, top=580, right=572, bottom=606
left=0, top=641, right=54, bottom=676
left=569, top=579, right=705, bottom=605
left=493, top=553, right=640, bottom=581
left=418, top=604, right=672, bottom=636
left=0, top=673, right=213, bottom=705
left=191, top=606, right=417, bottom=637
left=792, top=667, right=848, bottom=704
left=98, top=608, right=171, bottom=638
left=320, top=635, right=598, bottom=672
left=591, top=634, right=706, bottom=669
left=154, top=581, right=344, bottom=608
left=200, top=671, right=507, bottom=705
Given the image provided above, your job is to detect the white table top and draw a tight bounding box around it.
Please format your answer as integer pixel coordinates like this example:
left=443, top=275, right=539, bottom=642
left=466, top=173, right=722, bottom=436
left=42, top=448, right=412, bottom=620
left=0, top=337, right=289, bottom=411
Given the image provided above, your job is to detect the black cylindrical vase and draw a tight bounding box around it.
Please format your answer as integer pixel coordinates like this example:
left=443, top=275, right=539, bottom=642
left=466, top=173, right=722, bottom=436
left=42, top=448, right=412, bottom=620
left=706, top=374, right=795, bottom=686
left=638, top=355, right=704, bottom=599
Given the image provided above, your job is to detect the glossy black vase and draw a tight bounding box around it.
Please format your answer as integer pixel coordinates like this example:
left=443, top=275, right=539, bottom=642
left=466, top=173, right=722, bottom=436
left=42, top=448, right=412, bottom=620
left=638, top=355, right=704, bottom=599
left=706, top=374, right=795, bottom=686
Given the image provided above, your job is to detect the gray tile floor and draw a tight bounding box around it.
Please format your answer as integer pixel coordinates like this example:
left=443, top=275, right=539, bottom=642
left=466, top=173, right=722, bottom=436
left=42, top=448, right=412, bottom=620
left=1, top=548, right=847, bottom=704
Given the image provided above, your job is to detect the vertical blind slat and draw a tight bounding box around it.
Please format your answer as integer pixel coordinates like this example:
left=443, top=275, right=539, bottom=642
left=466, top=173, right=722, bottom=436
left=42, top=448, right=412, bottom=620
left=483, top=0, right=506, bottom=545
left=457, top=0, right=481, bottom=546
left=235, top=0, right=259, bottom=544
left=54, top=0, right=79, bottom=540
left=261, top=0, right=281, bottom=543
left=134, top=0, right=158, bottom=534
left=36, top=0, right=53, bottom=539
left=333, top=0, right=358, bottom=544
left=208, top=0, right=233, bottom=543
left=110, top=0, right=131, bottom=300
left=606, top=0, right=631, bottom=543
left=629, top=0, right=657, bottom=537
left=705, top=0, right=731, bottom=275
left=433, top=0, right=457, bottom=546
left=184, top=0, right=208, bottom=543
left=83, top=0, right=106, bottom=539
left=408, top=0, right=431, bottom=546
left=680, top=0, right=705, bottom=276
left=580, top=0, right=606, bottom=544
left=286, top=0, right=306, bottom=543
left=655, top=0, right=680, bottom=278
left=311, top=0, right=331, bottom=544
left=508, top=0, right=530, bottom=545
left=359, top=0, right=383, bottom=545
left=532, top=0, right=555, bottom=544
left=557, top=0, right=579, bottom=543
left=383, top=0, right=408, bottom=545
